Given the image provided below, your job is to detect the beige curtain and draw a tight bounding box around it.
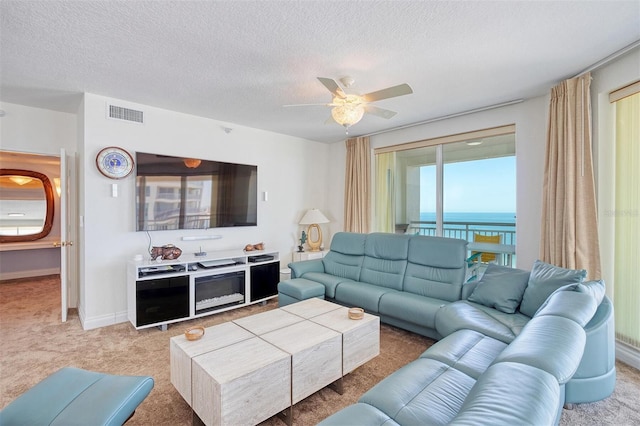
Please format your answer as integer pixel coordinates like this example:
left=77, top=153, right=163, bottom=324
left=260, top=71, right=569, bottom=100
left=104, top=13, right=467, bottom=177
left=374, top=151, right=396, bottom=233
left=344, top=136, right=370, bottom=233
left=540, top=72, right=601, bottom=278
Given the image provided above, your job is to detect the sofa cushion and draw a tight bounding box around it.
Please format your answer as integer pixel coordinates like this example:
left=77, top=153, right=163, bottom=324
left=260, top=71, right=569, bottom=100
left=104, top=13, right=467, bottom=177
left=328, top=231, right=367, bottom=255
left=318, top=232, right=367, bottom=282
left=535, top=290, right=598, bottom=327
left=576, top=279, right=606, bottom=305
left=359, top=233, right=409, bottom=291
left=467, top=264, right=530, bottom=313
left=334, top=281, right=398, bottom=313
left=493, top=315, right=587, bottom=384
left=436, top=300, right=529, bottom=344
left=317, top=403, right=400, bottom=426
left=419, top=329, right=508, bottom=379
left=321, top=251, right=364, bottom=282
left=407, top=235, right=468, bottom=269
left=359, top=358, right=476, bottom=425
left=403, top=236, right=468, bottom=302
left=378, top=292, right=446, bottom=330
left=299, top=272, right=355, bottom=298
left=519, top=260, right=586, bottom=317
left=450, top=362, right=560, bottom=426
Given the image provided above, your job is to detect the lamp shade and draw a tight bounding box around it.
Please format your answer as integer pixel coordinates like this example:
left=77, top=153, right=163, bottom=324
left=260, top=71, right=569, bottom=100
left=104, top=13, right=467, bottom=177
left=299, top=209, right=329, bottom=225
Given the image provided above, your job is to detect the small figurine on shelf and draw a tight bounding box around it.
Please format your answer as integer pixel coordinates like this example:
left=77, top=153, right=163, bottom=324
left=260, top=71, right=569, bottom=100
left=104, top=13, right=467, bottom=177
left=297, top=230, right=307, bottom=252
left=150, top=244, right=182, bottom=260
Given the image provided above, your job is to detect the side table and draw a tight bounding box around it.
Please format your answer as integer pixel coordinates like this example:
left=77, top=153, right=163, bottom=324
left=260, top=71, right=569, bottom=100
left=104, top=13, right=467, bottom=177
left=293, top=250, right=328, bottom=262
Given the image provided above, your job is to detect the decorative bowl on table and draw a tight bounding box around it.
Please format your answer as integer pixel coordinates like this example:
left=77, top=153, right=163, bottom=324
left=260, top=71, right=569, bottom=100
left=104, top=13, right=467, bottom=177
left=348, top=307, right=364, bottom=320
left=185, top=326, right=205, bottom=341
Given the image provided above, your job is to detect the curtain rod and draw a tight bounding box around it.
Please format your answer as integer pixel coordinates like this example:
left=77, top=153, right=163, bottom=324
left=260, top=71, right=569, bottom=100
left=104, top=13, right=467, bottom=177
left=361, top=99, right=523, bottom=138
left=572, top=39, right=640, bottom=78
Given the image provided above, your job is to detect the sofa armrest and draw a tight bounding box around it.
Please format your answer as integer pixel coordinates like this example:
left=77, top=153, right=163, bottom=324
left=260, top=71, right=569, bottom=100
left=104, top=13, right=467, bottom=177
left=288, top=259, right=324, bottom=278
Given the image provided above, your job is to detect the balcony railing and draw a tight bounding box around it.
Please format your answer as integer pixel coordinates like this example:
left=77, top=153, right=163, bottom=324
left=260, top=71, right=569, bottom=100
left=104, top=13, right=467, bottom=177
left=406, top=220, right=516, bottom=245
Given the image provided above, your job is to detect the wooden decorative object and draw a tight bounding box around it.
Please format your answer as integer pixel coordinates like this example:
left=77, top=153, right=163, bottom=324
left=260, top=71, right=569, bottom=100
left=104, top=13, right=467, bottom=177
left=185, top=326, right=205, bottom=341
left=348, top=307, right=364, bottom=320
left=306, top=224, right=322, bottom=252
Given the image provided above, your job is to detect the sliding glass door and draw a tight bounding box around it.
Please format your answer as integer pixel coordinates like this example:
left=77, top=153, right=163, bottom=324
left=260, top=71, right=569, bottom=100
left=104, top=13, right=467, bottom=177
left=374, top=126, right=516, bottom=263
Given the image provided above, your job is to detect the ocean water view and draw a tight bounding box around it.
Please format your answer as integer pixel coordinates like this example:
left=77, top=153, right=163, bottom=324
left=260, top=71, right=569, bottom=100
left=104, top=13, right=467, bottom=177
left=419, top=212, right=516, bottom=224
left=413, top=212, right=516, bottom=245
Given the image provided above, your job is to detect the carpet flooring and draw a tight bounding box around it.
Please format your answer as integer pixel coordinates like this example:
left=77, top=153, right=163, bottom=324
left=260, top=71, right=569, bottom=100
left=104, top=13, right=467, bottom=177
left=1, top=276, right=639, bottom=425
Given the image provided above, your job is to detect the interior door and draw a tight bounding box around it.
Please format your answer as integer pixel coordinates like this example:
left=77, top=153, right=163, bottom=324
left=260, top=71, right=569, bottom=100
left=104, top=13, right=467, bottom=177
left=59, top=148, right=77, bottom=322
left=59, top=149, right=68, bottom=321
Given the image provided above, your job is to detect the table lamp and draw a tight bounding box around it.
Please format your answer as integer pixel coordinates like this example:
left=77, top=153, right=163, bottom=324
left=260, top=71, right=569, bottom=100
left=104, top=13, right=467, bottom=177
left=299, top=209, right=330, bottom=251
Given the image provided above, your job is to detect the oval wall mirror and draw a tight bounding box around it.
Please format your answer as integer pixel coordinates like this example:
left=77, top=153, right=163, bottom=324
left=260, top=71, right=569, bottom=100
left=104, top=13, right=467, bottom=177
left=0, top=169, right=55, bottom=243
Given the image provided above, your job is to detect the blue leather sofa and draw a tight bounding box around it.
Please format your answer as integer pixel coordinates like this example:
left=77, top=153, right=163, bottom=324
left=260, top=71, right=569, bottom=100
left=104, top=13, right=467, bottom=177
left=319, top=288, right=599, bottom=425
left=283, top=232, right=468, bottom=339
left=279, top=232, right=615, bottom=424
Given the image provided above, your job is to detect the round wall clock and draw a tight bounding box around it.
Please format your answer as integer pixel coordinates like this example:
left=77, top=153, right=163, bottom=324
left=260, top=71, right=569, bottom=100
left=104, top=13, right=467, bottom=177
left=96, top=146, right=134, bottom=179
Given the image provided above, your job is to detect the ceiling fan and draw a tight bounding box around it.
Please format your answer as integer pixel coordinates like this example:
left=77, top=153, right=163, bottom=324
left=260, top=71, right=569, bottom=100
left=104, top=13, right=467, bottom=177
left=286, top=76, right=413, bottom=131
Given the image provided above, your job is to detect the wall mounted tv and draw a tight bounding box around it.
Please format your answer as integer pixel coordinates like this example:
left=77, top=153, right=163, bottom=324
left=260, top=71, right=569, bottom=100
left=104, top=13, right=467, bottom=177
left=135, top=152, right=257, bottom=231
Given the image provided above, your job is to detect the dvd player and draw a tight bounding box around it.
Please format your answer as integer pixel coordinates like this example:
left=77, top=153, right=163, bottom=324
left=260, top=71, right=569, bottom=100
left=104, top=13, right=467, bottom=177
left=197, top=259, right=237, bottom=268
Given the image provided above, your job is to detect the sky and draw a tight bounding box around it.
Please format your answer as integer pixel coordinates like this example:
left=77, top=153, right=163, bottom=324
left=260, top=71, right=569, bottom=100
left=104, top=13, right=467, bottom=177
left=420, top=156, right=516, bottom=213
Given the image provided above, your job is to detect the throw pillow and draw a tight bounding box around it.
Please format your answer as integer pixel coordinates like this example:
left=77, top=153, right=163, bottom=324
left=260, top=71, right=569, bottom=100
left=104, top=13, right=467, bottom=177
left=467, top=263, right=531, bottom=314
left=519, top=260, right=587, bottom=317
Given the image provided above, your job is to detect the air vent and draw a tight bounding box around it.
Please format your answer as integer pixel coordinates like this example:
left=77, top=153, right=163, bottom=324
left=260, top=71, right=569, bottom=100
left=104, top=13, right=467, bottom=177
left=107, top=104, right=144, bottom=124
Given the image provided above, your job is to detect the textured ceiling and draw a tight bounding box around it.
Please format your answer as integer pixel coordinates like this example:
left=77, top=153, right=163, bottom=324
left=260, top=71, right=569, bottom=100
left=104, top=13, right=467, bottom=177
left=1, top=1, right=639, bottom=143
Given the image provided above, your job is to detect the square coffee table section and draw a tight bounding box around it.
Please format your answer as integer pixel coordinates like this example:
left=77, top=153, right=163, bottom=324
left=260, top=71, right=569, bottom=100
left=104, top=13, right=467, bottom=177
left=192, top=337, right=291, bottom=426
left=170, top=298, right=380, bottom=426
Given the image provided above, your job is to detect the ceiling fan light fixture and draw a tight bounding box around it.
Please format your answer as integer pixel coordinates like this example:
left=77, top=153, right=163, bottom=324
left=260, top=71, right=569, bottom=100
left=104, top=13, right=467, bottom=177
left=183, top=158, right=202, bottom=168
left=330, top=94, right=365, bottom=127
left=331, top=105, right=365, bottom=127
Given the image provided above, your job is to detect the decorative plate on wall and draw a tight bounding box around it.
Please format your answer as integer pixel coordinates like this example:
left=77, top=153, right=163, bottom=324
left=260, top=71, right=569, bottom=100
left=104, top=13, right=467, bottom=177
left=96, top=146, right=134, bottom=179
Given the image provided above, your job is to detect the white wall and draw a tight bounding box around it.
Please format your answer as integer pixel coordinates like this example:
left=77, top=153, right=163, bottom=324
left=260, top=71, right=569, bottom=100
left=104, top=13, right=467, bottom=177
left=78, top=94, right=330, bottom=328
left=0, top=102, right=77, bottom=155
left=328, top=97, right=548, bottom=270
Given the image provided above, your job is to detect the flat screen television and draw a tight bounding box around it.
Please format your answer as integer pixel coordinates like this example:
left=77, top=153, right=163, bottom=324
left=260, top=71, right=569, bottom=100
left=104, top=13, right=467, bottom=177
left=135, top=152, right=257, bottom=231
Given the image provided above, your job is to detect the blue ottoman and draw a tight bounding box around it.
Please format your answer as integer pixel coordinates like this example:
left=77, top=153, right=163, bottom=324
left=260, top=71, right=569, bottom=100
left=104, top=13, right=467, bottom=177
left=0, top=367, right=154, bottom=426
left=278, top=278, right=325, bottom=307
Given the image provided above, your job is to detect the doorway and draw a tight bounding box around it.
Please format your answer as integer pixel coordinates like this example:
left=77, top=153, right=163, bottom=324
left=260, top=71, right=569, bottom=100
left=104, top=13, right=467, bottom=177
left=0, top=150, right=77, bottom=321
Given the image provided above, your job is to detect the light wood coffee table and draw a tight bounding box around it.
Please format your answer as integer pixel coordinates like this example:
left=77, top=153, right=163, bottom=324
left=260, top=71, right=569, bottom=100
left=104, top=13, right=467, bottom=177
left=170, top=298, right=380, bottom=426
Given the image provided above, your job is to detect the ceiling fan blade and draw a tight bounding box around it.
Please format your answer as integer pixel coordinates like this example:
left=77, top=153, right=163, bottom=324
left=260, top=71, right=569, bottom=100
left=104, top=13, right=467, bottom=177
left=363, top=83, right=413, bottom=102
left=364, top=105, right=397, bottom=119
left=317, top=77, right=346, bottom=99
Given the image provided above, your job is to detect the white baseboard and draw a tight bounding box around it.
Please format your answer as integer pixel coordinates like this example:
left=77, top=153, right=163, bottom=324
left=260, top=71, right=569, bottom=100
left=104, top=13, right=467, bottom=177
left=0, top=268, right=60, bottom=281
left=80, top=310, right=128, bottom=330
left=616, top=340, right=640, bottom=370
left=115, top=309, right=129, bottom=325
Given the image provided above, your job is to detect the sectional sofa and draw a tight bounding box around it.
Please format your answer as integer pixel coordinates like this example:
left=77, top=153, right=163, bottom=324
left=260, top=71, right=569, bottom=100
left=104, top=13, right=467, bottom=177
left=278, top=231, right=615, bottom=425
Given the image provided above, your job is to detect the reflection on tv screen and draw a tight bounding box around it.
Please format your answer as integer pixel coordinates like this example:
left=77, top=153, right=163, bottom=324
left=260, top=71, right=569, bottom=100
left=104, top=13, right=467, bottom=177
left=135, top=152, right=257, bottom=231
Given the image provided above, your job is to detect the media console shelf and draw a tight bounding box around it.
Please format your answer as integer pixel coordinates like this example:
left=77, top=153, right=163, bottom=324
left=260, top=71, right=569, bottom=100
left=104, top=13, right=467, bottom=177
left=127, top=249, right=280, bottom=330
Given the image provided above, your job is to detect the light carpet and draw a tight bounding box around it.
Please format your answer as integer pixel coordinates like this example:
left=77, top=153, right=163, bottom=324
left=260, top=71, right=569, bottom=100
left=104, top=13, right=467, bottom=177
left=1, top=276, right=638, bottom=425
